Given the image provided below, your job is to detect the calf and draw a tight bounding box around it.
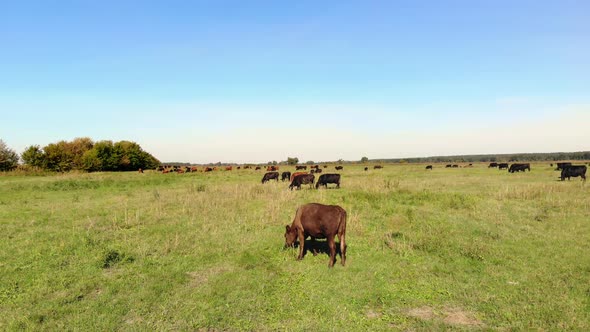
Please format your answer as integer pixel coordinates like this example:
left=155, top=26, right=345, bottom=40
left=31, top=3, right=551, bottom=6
left=561, top=165, right=586, bottom=181
left=281, top=171, right=292, bottom=182
left=498, top=163, right=509, bottom=170
left=425, top=165, right=433, bottom=170
left=509, top=163, right=530, bottom=173
left=261, top=171, right=279, bottom=184
left=289, top=174, right=315, bottom=190
left=316, top=174, right=341, bottom=189
left=284, top=203, right=347, bottom=267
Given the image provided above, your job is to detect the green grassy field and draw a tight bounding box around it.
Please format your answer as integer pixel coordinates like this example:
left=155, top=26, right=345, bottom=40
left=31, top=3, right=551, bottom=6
left=1, top=164, right=589, bottom=330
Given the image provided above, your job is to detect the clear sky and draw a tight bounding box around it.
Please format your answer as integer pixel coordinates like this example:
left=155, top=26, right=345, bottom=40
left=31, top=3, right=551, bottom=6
left=1, top=1, right=588, bottom=163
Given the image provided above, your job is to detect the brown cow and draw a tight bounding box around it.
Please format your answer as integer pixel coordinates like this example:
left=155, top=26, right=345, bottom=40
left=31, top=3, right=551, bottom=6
left=204, top=167, right=214, bottom=172
left=225, top=166, right=233, bottom=171
left=138, top=168, right=143, bottom=173
left=255, top=166, right=261, bottom=170
left=290, top=172, right=307, bottom=182
left=284, top=203, right=347, bottom=267
left=267, top=165, right=279, bottom=171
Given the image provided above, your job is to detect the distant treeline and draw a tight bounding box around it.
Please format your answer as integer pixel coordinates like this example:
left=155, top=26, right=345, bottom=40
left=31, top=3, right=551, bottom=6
left=373, top=151, right=590, bottom=164
left=20, top=137, right=160, bottom=172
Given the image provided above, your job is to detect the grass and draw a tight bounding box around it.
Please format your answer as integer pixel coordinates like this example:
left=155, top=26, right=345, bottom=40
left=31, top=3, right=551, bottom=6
left=1, top=164, right=589, bottom=330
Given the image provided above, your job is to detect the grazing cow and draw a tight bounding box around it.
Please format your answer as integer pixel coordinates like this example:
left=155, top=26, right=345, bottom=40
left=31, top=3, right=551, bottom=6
left=204, top=167, right=214, bottom=172
left=225, top=166, right=233, bottom=171
left=488, top=162, right=498, bottom=168
left=244, top=166, right=251, bottom=169
left=425, top=165, right=433, bottom=170
left=262, top=171, right=280, bottom=184
left=310, top=169, right=315, bottom=174
left=561, top=165, right=586, bottom=181
left=237, top=166, right=241, bottom=170
left=498, top=163, right=509, bottom=170
left=316, top=174, right=341, bottom=189
left=509, top=163, right=530, bottom=173
left=191, top=166, right=198, bottom=172
left=364, top=167, right=368, bottom=171
left=323, top=165, right=327, bottom=168
left=315, top=168, right=322, bottom=174
left=267, top=165, right=279, bottom=172
left=255, top=166, right=261, bottom=170
left=284, top=203, right=347, bottom=267
left=445, top=164, right=452, bottom=168
left=290, top=172, right=307, bottom=182
left=555, top=162, right=572, bottom=171
left=157, top=166, right=164, bottom=172
left=335, top=166, right=343, bottom=170
left=312, top=165, right=319, bottom=169
left=296, top=165, right=307, bottom=170
left=452, top=164, right=459, bottom=168
left=374, top=165, right=383, bottom=169
left=281, top=171, right=292, bottom=181
left=289, top=174, right=315, bottom=190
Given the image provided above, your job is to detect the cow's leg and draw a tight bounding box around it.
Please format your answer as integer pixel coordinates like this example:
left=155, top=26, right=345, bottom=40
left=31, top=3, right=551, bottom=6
left=311, top=237, right=318, bottom=256
left=339, top=232, right=346, bottom=266
left=327, top=235, right=336, bottom=267
left=297, top=230, right=305, bottom=260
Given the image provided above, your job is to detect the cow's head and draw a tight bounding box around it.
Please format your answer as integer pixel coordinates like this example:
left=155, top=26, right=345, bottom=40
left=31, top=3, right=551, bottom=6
left=284, top=225, right=297, bottom=247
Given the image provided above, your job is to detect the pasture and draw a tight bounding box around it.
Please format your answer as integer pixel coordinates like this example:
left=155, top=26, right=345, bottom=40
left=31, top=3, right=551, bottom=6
left=1, top=164, right=589, bottom=330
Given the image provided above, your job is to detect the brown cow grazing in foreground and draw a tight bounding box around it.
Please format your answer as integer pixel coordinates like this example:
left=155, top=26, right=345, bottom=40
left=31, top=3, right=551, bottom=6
left=284, top=203, right=347, bottom=267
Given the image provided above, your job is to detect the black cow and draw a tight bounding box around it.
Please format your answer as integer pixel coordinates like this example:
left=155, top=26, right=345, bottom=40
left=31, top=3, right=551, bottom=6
left=425, top=165, right=433, bottom=170
left=255, top=166, right=261, bottom=170
left=374, top=165, right=383, bottom=169
left=445, top=164, right=452, bottom=168
left=296, top=165, right=307, bottom=170
left=561, top=165, right=586, bottom=181
left=335, top=166, right=343, bottom=170
left=364, top=167, right=368, bottom=171
left=555, top=162, right=572, bottom=171
left=315, top=168, right=322, bottom=174
left=261, top=172, right=279, bottom=184
left=316, top=174, right=341, bottom=189
left=281, top=171, right=292, bottom=182
left=289, top=174, right=315, bottom=190
left=452, top=165, right=459, bottom=168
left=509, top=163, right=530, bottom=173
left=498, top=163, right=509, bottom=170
left=488, top=162, right=498, bottom=168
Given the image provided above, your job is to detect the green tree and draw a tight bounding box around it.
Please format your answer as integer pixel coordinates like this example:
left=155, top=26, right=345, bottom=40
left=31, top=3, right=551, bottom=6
left=0, top=139, right=19, bottom=171
left=21, top=145, right=45, bottom=168
left=305, top=160, right=315, bottom=165
left=43, top=141, right=74, bottom=172
left=360, top=156, right=369, bottom=163
left=287, top=157, right=299, bottom=165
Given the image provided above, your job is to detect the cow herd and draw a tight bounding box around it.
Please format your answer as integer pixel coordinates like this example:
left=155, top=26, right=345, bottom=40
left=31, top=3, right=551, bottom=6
left=425, top=162, right=586, bottom=181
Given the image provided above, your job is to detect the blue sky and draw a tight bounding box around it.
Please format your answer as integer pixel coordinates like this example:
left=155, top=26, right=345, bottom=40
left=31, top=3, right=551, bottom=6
left=1, top=1, right=588, bottom=163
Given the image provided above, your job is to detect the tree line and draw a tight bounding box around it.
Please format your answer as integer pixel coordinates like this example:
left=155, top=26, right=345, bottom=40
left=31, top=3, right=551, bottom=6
left=375, top=151, right=590, bottom=164
left=0, top=138, right=159, bottom=172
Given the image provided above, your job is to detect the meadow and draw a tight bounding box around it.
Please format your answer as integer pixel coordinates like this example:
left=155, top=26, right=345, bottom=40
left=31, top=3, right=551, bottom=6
left=1, top=164, right=589, bottom=331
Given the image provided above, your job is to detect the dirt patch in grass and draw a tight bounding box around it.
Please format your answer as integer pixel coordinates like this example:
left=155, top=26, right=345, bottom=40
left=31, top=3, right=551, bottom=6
left=407, top=306, right=483, bottom=327
left=186, top=265, right=232, bottom=287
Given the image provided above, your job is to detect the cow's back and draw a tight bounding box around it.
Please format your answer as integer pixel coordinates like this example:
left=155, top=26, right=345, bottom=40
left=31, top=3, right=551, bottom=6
left=295, top=203, right=346, bottom=238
